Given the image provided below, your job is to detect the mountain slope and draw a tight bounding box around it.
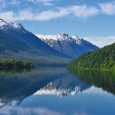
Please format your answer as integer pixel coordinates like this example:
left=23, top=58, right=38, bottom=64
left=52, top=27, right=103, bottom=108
left=0, top=19, right=70, bottom=64
left=37, top=33, right=99, bottom=59
left=68, top=43, right=115, bottom=70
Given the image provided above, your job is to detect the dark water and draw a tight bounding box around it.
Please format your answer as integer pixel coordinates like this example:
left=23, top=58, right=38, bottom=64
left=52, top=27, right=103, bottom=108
left=0, top=66, right=115, bottom=115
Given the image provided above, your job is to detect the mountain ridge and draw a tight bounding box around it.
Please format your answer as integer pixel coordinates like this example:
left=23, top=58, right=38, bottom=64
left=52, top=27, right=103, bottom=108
left=0, top=19, right=70, bottom=64
left=37, top=33, right=99, bottom=59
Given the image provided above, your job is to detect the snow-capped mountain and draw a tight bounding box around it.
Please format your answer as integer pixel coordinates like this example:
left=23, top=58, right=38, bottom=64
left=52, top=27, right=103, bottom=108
left=0, top=19, right=70, bottom=64
left=0, top=19, right=13, bottom=30
left=10, top=22, right=24, bottom=29
left=37, top=33, right=99, bottom=58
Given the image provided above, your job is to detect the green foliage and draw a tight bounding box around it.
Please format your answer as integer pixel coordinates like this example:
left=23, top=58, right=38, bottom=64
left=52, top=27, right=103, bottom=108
left=69, top=68, right=115, bottom=94
left=68, top=43, right=115, bottom=71
left=0, top=58, right=34, bottom=70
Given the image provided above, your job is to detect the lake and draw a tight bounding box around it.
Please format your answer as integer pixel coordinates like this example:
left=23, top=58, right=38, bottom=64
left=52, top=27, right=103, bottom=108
left=0, top=66, right=115, bottom=115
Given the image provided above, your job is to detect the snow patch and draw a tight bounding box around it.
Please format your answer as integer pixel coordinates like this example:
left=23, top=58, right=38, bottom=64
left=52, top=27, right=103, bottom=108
left=10, top=22, right=24, bottom=29
left=36, top=33, right=82, bottom=45
left=0, top=19, right=11, bottom=29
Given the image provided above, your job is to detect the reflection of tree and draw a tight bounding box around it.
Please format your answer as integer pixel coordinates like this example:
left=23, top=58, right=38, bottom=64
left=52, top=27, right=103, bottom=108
left=0, top=67, right=61, bottom=108
left=0, top=67, right=91, bottom=108
left=0, top=68, right=32, bottom=74
left=69, top=69, right=115, bottom=95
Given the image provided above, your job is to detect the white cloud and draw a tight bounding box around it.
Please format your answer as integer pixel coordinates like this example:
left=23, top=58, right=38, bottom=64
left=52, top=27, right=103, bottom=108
left=0, top=11, right=15, bottom=21
left=0, top=10, right=33, bottom=21
left=17, top=10, right=34, bottom=20
left=34, top=5, right=99, bottom=20
left=0, top=0, right=101, bottom=21
left=0, top=0, right=6, bottom=8
left=29, top=0, right=55, bottom=5
left=1, top=1, right=115, bottom=21
left=71, top=5, right=99, bottom=18
left=9, top=0, right=20, bottom=5
left=0, top=5, right=100, bottom=21
left=29, top=0, right=54, bottom=3
left=35, top=8, right=69, bottom=20
left=0, top=0, right=20, bottom=8
left=99, top=1, right=115, bottom=15
left=0, top=0, right=54, bottom=9
left=84, top=36, right=115, bottom=48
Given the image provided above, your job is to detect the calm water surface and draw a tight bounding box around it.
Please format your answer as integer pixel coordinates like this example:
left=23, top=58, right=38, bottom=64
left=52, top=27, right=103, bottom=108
left=0, top=66, right=115, bottom=115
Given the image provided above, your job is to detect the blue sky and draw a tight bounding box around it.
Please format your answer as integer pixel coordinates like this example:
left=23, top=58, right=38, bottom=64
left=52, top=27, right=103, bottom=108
left=0, top=0, right=115, bottom=47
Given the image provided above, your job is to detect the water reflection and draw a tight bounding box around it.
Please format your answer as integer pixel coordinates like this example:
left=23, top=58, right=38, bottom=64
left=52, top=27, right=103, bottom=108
left=0, top=67, right=90, bottom=108
left=0, top=106, right=64, bottom=115
left=0, top=67, right=115, bottom=115
left=69, top=69, right=115, bottom=95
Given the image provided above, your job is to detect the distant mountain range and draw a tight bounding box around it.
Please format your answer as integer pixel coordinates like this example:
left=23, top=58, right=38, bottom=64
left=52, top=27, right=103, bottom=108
left=0, top=19, right=99, bottom=64
left=37, top=33, right=99, bottom=59
left=68, top=43, right=115, bottom=70
left=0, top=19, right=70, bottom=64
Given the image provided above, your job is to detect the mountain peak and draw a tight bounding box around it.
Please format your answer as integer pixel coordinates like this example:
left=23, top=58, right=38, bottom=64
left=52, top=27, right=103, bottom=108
left=72, top=34, right=80, bottom=40
left=10, top=22, right=24, bottom=29
left=37, top=33, right=99, bottom=58
left=0, top=19, right=5, bottom=22
left=0, top=19, right=9, bottom=28
left=72, top=35, right=82, bottom=44
left=59, top=33, right=69, bottom=37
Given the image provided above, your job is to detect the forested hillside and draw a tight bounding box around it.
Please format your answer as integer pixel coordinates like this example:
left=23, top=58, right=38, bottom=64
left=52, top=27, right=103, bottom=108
left=0, top=58, right=33, bottom=69
left=68, top=43, right=115, bottom=70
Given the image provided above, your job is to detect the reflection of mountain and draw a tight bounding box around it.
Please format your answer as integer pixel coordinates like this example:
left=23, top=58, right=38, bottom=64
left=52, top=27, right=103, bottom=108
left=34, top=82, right=80, bottom=96
left=0, top=67, right=90, bottom=108
left=34, top=73, right=91, bottom=97
left=70, top=69, right=115, bottom=95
